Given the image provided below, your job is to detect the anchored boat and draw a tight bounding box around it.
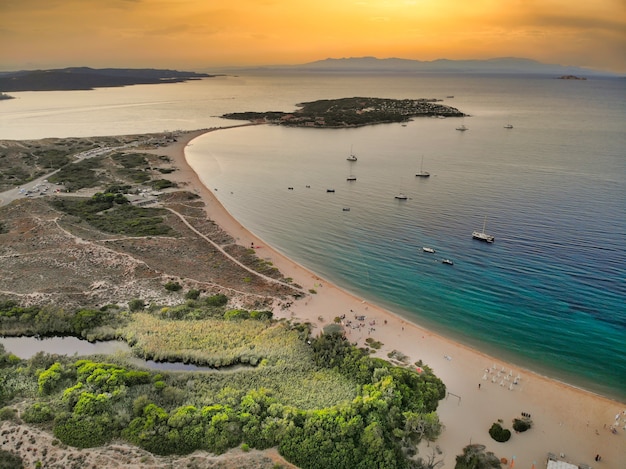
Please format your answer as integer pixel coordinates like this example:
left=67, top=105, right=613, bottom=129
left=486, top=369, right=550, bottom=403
left=472, top=216, right=495, bottom=243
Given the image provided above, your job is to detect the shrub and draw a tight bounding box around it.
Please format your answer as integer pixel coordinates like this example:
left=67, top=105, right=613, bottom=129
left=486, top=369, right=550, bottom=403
left=22, top=403, right=55, bottom=423
left=205, top=294, right=228, bottom=307
left=129, top=299, right=145, bottom=312
left=164, top=281, right=182, bottom=292
left=489, top=422, right=511, bottom=442
left=512, top=418, right=532, bottom=432
left=0, top=449, right=23, bottom=469
left=185, top=289, right=200, bottom=300
left=0, top=407, right=18, bottom=422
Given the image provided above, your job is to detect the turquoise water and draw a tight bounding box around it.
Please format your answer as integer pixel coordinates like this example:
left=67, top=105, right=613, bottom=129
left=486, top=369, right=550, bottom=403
left=186, top=75, right=626, bottom=401
left=1, top=72, right=624, bottom=401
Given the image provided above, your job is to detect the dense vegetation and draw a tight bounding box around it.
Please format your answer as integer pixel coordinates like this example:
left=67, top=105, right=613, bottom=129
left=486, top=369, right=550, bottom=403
left=50, top=192, right=174, bottom=236
left=47, top=157, right=105, bottom=191
left=0, top=300, right=126, bottom=337
left=0, top=299, right=447, bottom=468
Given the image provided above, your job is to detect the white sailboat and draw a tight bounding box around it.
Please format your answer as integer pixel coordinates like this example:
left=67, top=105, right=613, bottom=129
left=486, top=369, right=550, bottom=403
left=347, top=145, right=357, bottom=161
left=416, top=156, right=430, bottom=177
left=472, top=216, right=495, bottom=243
left=395, top=179, right=408, bottom=200
left=456, top=124, right=468, bottom=131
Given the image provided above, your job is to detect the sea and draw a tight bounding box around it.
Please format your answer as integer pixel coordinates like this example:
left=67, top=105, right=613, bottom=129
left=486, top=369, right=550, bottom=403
left=1, top=72, right=624, bottom=401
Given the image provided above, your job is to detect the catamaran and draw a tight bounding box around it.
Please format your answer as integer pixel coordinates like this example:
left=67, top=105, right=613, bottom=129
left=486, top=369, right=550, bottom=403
left=472, top=216, right=495, bottom=243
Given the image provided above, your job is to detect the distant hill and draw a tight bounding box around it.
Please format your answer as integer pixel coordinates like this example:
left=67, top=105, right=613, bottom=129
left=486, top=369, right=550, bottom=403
left=0, top=67, right=213, bottom=92
left=244, top=57, right=616, bottom=77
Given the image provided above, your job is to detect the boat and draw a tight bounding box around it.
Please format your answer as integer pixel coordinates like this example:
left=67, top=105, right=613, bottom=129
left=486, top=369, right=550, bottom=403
left=326, top=189, right=335, bottom=193
left=456, top=125, right=468, bottom=131
left=346, top=175, right=357, bottom=181
left=415, top=156, right=430, bottom=178
left=504, top=124, right=514, bottom=129
left=423, top=247, right=436, bottom=253
left=441, top=258, right=454, bottom=265
left=472, top=216, right=495, bottom=243
left=394, top=193, right=408, bottom=200
left=347, top=145, right=357, bottom=161
left=342, top=208, right=350, bottom=212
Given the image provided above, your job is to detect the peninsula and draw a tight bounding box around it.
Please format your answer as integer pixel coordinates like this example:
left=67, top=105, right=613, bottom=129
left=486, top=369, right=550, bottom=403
left=222, top=96, right=465, bottom=127
left=0, top=67, right=214, bottom=92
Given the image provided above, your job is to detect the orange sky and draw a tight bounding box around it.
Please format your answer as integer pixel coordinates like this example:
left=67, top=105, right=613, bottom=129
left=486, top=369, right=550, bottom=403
left=1, top=0, right=625, bottom=73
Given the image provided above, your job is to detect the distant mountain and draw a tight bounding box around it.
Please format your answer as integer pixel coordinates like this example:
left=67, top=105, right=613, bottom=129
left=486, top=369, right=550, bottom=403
left=0, top=67, right=213, bottom=92
left=247, top=57, right=615, bottom=77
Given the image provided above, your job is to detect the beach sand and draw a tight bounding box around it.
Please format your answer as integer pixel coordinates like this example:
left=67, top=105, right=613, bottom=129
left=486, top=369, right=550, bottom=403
left=155, top=128, right=624, bottom=468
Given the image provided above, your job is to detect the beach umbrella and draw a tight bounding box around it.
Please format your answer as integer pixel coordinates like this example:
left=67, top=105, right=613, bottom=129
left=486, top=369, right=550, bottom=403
left=416, top=366, right=423, bottom=373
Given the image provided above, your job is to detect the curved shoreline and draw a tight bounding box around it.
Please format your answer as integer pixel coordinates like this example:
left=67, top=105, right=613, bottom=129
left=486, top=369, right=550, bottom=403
left=170, top=128, right=624, bottom=468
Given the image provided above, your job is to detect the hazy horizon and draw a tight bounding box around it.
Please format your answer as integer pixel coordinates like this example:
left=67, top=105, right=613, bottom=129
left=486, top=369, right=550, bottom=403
left=2, top=1, right=625, bottom=75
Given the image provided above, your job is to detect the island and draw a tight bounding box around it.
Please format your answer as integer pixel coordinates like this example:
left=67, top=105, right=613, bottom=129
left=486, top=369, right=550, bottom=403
left=558, top=75, right=587, bottom=80
left=222, top=96, right=466, bottom=127
left=0, top=67, right=215, bottom=92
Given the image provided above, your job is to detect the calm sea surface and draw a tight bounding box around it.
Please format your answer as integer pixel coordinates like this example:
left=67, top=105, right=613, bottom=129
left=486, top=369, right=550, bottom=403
left=2, top=73, right=625, bottom=401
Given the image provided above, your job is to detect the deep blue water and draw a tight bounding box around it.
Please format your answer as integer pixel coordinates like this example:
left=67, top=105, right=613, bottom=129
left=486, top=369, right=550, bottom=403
left=1, top=72, right=624, bottom=401
left=186, top=74, right=626, bottom=401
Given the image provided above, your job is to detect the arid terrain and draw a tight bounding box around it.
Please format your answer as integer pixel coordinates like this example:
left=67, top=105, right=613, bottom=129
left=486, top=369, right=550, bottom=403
left=0, top=132, right=299, bottom=313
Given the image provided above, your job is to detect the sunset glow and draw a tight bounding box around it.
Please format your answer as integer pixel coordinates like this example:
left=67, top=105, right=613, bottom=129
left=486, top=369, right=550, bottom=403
left=1, top=0, right=625, bottom=73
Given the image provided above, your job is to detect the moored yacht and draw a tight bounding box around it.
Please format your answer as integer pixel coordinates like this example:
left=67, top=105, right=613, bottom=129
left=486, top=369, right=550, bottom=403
left=472, top=216, right=495, bottom=243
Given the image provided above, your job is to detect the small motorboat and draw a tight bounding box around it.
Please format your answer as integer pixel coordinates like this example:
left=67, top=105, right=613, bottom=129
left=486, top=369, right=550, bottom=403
left=441, top=259, right=454, bottom=265
left=423, top=247, right=436, bottom=253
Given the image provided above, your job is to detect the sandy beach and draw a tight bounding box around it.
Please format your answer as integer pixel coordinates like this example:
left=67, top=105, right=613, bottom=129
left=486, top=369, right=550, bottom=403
left=157, top=128, right=625, bottom=469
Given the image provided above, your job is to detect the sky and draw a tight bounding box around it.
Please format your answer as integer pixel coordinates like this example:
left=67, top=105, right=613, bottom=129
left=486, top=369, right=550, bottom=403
left=1, top=0, right=625, bottom=74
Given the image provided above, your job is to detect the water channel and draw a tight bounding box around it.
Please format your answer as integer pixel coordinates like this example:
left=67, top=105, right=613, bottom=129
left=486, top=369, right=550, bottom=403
left=0, top=336, right=246, bottom=372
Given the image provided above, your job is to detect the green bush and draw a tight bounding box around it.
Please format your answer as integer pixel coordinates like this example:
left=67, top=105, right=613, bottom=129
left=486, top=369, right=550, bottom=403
left=205, top=294, right=228, bottom=307
left=0, top=407, right=18, bottom=422
left=185, top=289, right=200, bottom=300
left=164, top=281, right=182, bottom=292
left=0, top=449, right=23, bottom=469
left=150, top=179, right=176, bottom=190
left=22, top=402, right=55, bottom=423
left=488, top=422, right=511, bottom=442
left=512, top=418, right=531, bottom=432
left=129, top=299, right=145, bottom=312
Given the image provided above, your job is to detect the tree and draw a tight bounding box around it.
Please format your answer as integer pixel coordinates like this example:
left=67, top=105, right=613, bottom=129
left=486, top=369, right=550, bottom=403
left=455, top=444, right=502, bottom=469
